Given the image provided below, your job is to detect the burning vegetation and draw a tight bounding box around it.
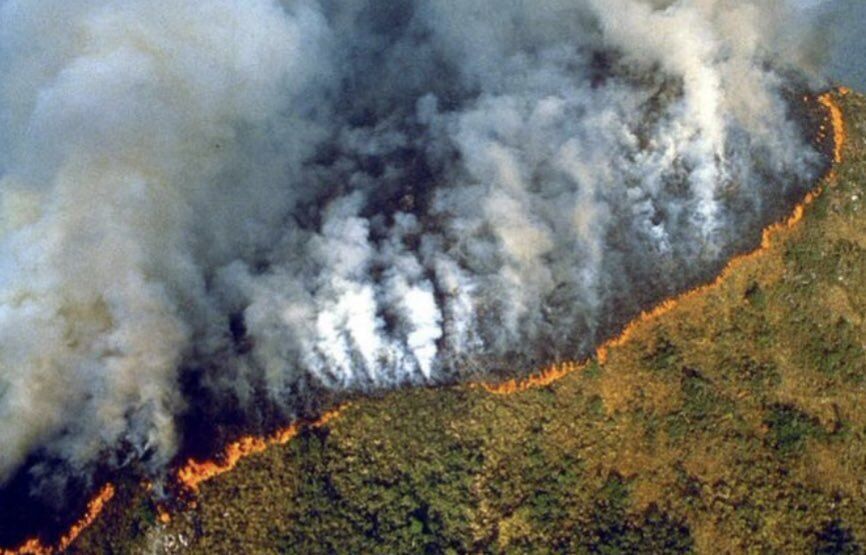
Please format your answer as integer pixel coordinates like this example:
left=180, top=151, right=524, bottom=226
left=481, top=90, right=847, bottom=396
left=175, top=407, right=347, bottom=494
left=0, top=0, right=860, bottom=551
left=101, top=88, right=866, bottom=554
left=0, top=88, right=852, bottom=554
left=1, top=485, right=114, bottom=555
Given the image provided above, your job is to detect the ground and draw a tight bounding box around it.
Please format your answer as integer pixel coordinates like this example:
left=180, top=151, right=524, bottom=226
left=67, top=90, right=866, bottom=554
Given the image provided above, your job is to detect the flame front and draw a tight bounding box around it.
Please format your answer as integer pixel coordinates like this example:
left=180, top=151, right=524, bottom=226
left=482, top=88, right=848, bottom=396
left=176, top=406, right=347, bottom=493
left=1, top=484, right=115, bottom=555
left=821, top=87, right=848, bottom=165
left=0, top=88, right=849, bottom=554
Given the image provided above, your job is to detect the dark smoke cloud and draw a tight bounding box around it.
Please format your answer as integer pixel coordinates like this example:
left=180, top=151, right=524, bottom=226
left=0, top=0, right=854, bottom=488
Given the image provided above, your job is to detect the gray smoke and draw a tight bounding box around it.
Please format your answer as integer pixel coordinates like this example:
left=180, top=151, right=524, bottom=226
left=0, top=0, right=854, bottom=486
left=806, top=0, right=866, bottom=91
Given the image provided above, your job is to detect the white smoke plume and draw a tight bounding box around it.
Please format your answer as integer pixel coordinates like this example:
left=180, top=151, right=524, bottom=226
left=0, top=0, right=853, bottom=490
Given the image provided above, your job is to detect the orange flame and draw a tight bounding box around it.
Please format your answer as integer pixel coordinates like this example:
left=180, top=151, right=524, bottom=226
left=479, top=361, right=586, bottom=395
left=821, top=87, right=847, bottom=165
left=482, top=89, right=847, bottom=395
left=0, top=89, right=849, bottom=554
left=0, top=408, right=348, bottom=552
left=176, top=406, right=347, bottom=493
left=1, top=484, right=115, bottom=555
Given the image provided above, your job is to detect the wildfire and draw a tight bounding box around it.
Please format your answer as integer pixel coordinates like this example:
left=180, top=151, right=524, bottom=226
left=0, top=88, right=849, bottom=554
left=1, top=484, right=115, bottom=555
left=821, top=87, right=849, bottom=165
left=483, top=88, right=848, bottom=396
left=176, top=406, right=347, bottom=493
left=479, top=361, right=586, bottom=395
left=0, top=409, right=347, bottom=554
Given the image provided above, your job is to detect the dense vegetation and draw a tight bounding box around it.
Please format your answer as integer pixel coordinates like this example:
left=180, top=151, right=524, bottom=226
left=69, top=90, right=866, bottom=554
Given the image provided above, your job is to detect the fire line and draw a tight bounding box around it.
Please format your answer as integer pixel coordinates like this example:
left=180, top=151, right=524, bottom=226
left=0, top=87, right=848, bottom=554
left=480, top=88, right=848, bottom=396
left=1, top=484, right=115, bottom=555
left=176, top=405, right=347, bottom=493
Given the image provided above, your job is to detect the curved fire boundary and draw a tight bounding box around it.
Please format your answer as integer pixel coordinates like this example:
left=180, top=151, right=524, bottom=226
left=0, top=88, right=848, bottom=555
left=478, top=88, right=848, bottom=395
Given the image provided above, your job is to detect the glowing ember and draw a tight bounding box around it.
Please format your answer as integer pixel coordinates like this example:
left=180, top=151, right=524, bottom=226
left=482, top=89, right=848, bottom=396
left=1, top=484, right=115, bottom=555
left=176, top=406, right=347, bottom=493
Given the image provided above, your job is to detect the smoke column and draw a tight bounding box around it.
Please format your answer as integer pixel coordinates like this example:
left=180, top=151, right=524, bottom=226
left=0, top=0, right=855, bottom=496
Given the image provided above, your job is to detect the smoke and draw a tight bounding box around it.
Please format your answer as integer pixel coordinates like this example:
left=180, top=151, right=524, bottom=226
left=803, top=0, right=866, bottom=91
left=0, top=0, right=852, bottom=491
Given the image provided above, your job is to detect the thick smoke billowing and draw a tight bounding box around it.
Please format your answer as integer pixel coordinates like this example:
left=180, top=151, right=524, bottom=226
left=0, top=0, right=853, bottom=490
